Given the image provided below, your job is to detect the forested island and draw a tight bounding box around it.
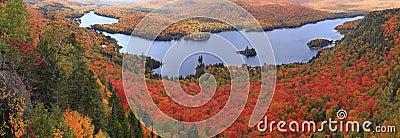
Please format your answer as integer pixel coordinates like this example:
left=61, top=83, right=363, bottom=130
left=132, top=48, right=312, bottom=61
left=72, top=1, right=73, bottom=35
left=236, top=46, right=257, bottom=57
left=306, top=39, right=333, bottom=49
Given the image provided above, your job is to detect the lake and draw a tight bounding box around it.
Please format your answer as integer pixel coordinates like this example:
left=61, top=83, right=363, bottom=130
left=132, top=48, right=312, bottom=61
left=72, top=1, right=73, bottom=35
left=79, top=11, right=363, bottom=77
left=79, top=11, right=118, bottom=28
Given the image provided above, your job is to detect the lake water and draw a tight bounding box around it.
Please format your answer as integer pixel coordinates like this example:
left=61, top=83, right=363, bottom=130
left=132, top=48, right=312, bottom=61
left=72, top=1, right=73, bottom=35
left=79, top=11, right=363, bottom=77
left=79, top=11, right=118, bottom=28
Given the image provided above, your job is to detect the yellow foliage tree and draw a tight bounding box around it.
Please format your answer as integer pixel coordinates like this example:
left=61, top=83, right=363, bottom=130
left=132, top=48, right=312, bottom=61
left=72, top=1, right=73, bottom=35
left=94, top=130, right=107, bottom=138
left=0, top=80, right=26, bottom=138
left=64, top=109, right=94, bottom=138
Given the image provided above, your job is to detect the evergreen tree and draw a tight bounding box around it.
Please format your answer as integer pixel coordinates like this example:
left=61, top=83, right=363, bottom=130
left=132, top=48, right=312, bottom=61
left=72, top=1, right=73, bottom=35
left=106, top=86, right=126, bottom=137
left=27, top=103, right=54, bottom=137
left=0, top=0, right=29, bottom=69
left=65, top=33, right=105, bottom=132
left=26, top=103, right=75, bottom=137
left=0, top=0, right=29, bottom=42
left=128, top=111, right=144, bottom=138
left=29, top=22, right=67, bottom=109
left=106, top=80, right=144, bottom=137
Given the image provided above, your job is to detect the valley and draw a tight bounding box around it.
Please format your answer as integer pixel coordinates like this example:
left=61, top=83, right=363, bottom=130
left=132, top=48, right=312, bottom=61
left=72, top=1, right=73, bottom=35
left=0, top=0, right=399, bottom=137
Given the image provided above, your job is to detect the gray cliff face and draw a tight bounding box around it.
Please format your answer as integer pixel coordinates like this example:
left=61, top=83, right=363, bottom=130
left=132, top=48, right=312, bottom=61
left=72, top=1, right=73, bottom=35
left=0, top=53, right=32, bottom=116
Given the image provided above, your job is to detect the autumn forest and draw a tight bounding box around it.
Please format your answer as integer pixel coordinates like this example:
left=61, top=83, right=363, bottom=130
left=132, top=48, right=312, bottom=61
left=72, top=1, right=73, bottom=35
left=0, top=0, right=399, bottom=137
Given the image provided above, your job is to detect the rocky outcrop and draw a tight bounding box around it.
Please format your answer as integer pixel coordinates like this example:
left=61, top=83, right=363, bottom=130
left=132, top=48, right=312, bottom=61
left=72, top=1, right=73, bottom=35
left=0, top=54, right=32, bottom=115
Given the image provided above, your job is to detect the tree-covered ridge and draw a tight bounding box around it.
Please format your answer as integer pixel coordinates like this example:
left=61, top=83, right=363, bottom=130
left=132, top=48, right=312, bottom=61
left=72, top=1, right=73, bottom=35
left=1, top=0, right=147, bottom=137
left=25, top=0, right=95, bottom=19
left=292, top=0, right=400, bottom=13
left=128, top=8, right=400, bottom=137
left=271, top=8, right=399, bottom=137
left=1, top=0, right=399, bottom=137
left=266, top=8, right=400, bottom=137
left=335, top=19, right=362, bottom=35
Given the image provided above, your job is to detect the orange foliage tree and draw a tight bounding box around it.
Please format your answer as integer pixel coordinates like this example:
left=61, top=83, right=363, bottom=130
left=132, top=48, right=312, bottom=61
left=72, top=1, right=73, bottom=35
left=64, top=109, right=95, bottom=138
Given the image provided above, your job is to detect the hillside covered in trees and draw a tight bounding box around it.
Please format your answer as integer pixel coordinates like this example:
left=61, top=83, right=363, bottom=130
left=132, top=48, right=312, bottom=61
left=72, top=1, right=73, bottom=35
left=291, top=0, right=400, bottom=12
left=122, top=7, right=400, bottom=137
left=1, top=0, right=146, bottom=137
left=0, top=0, right=399, bottom=137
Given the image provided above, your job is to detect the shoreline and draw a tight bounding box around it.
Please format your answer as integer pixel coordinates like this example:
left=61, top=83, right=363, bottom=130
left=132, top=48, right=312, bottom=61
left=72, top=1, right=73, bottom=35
left=78, top=10, right=365, bottom=69
left=87, top=13, right=365, bottom=42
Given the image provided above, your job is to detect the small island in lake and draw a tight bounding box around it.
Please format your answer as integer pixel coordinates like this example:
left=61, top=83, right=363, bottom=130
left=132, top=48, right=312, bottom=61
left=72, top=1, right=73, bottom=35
left=307, top=39, right=333, bottom=49
left=236, top=46, right=257, bottom=57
